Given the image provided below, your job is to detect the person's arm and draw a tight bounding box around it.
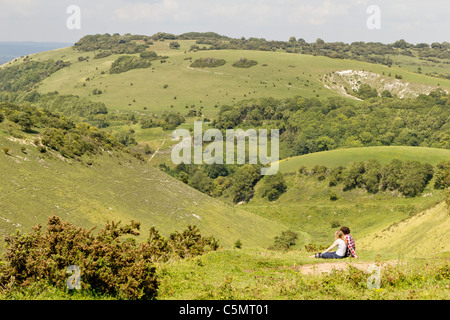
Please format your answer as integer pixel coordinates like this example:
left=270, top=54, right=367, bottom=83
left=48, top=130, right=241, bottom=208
left=322, top=240, right=338, bottom=254
left=347, top=238, right=359, bottom=258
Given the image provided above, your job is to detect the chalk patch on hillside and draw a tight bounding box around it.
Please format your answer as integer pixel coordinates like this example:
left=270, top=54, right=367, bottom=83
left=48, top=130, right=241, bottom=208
left=321, top=69, right=447, bottom=99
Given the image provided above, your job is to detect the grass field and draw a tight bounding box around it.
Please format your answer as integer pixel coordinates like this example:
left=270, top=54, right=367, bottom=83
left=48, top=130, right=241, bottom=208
left=278, top=146, right=450, bottom=173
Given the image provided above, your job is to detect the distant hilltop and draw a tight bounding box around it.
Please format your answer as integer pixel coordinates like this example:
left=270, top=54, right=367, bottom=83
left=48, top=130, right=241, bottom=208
left=0, top=42, right=72, bottom=65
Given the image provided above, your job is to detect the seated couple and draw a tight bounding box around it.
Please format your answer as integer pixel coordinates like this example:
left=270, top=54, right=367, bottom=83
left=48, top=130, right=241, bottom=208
left=310, top=226, right=358, bottom=259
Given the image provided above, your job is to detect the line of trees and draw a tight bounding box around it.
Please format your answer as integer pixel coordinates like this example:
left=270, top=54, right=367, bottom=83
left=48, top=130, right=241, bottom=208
left=302, top=159, right=450, bottom=197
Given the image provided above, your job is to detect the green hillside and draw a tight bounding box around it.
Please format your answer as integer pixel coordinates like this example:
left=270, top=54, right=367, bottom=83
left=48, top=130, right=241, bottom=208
left=8, top=40, right=448, bottom=119
left=359, top=202, right=450, bottom=255
left=0, top=34, right=449, bottom=300
left=0, top=129, right=286, bottom=250
left=279, top=146, right=450, bottom=173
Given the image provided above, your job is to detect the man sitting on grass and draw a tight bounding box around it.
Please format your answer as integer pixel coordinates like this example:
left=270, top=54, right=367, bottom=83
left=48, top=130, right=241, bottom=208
left=340, top=226, right=358, bottom=259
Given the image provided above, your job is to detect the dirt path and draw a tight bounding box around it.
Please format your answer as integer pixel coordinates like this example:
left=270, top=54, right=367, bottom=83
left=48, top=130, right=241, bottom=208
left=148, top=137, right=166, bottom=163
left=294, top=260, right=400, bottom=275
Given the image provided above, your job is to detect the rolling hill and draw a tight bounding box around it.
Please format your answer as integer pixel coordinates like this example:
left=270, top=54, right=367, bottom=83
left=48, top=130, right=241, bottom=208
left=6, top=39, right=449, bottom=119
left=278, top=146, right=450, bottom=173
left=358, top=201, right=450, bottom=256
left=0, top=34, right=449, bottom=300
left=0, top=128, right=287, bottom=250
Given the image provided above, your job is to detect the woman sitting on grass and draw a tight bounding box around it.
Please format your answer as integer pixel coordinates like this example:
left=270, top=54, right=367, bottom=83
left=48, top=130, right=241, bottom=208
left=311, top=230, right=348, bottom=259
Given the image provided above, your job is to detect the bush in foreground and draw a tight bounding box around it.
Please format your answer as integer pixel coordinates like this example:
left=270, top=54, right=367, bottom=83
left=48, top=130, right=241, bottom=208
left=0, top=215, right=218, bottom=299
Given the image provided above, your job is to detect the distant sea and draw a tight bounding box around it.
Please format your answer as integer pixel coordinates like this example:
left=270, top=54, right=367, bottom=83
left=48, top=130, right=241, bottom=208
left=0, top=42, right=73, bottom=65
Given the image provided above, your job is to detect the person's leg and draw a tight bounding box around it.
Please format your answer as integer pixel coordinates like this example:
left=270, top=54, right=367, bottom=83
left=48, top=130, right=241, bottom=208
left=321, top=252, right=345, bottom=259
left=321, top=252, right=339, bottom=259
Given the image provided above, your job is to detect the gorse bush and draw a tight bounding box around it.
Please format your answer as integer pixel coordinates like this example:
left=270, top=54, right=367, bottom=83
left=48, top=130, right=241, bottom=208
left=0, top=215, right=219, bottom=299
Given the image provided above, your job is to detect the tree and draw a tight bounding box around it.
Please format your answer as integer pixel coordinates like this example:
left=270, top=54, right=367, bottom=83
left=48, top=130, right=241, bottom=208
left=341, top=162, right=365, bottom=191
left=355, top=84, right=378, bottom=99
left=260, top=172, right=287, bottom=201
left=10, top=111, right=33, bottom=132
left=362, top=160, right=382, bottom=193
left=205, top=163, right=229, bottom=179
left=315, top=136, right=336, bottom=151
left=188, top=170, right=214, bottom=195
left=229, top=165, right=260, bottom=203
left=169, top=41, right=180, bottom=49
left=434, top=161, right=450, bottom=189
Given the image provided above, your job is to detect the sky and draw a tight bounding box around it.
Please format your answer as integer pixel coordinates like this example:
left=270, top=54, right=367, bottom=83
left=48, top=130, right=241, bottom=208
left=0, top=0, right=448, bottom=44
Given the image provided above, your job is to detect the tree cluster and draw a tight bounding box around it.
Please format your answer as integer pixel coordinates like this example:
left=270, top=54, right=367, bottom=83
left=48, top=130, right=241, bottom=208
left=190, top=57, right=226, bottom=68
left=213, top=90, right=450, bottom=159
left=303, top=159, right=440, bottom=197
left=0, top=59, right=70, bottom=92
left=232, top=58, right=258, bottom=68
left=74, top=33, right=150, bottom=54
left=109, top=55, right=152, bottom=74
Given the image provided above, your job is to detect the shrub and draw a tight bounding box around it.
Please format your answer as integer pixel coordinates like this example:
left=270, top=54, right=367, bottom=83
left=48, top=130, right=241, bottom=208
left=304, top=242, right=327, bottom=252
left=331, top=220, right=340, bottom=228
left=0, top=216, right=218, bottom=299
left=260, top=172, right=287, bottom=201
left=269, top=230, right=298, bottom=251
left=2, top=147, right=9, bottom=154
left=232, top=58, right=258, bottom=68
left=140, top=51, right=158, bottom=59
left=329, top=193, right=339, bottom=201
left=190, top=57, right=226, bottom=68
left=93, top=51, right=112, bottom=59
left=110, top=55, right=152, bottom=74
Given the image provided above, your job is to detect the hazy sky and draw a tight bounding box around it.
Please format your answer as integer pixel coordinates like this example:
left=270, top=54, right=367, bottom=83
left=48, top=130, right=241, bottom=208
left=0, top=0, right=448, bottom=44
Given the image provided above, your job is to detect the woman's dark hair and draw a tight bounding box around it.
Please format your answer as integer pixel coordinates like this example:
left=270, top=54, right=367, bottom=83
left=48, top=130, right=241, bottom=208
left=340, top=226, right=350, bottom=234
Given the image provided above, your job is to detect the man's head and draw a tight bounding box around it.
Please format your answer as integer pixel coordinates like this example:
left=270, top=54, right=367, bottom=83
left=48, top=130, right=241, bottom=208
left=340, top=226, right=350, bottom=235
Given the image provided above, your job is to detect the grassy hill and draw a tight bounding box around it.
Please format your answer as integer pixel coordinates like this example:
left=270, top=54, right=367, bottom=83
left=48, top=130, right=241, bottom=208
left=7, top=40, right=448, bottom=119
left=0, top=35, right=449, bottom=300
left=359, top=202, right=450, bottom=256
left=0, top=127, right=286, bottom=250
left=244, top=146, right=449, bottom=250
left=278, top=146, right=450, bottom=173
